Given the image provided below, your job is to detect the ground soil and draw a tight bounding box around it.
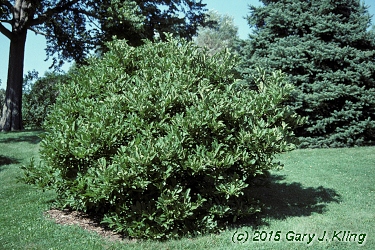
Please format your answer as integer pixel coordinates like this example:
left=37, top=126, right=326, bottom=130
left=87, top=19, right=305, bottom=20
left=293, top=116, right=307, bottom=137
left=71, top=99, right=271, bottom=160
left=45, top=209, right=129, bottom=242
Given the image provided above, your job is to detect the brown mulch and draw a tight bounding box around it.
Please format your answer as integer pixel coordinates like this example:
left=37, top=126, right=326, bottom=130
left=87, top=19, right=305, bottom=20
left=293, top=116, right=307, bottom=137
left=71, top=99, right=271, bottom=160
left=44, top=209, right=132, bottom=242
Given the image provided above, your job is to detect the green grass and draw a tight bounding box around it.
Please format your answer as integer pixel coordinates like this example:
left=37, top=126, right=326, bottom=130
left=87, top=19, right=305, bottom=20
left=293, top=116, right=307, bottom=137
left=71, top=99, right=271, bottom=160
left=1, top=130, right=374, bottom=249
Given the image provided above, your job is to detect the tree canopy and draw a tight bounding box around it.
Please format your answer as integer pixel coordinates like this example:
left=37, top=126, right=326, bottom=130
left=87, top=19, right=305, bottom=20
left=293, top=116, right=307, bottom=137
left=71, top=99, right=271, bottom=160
left=194, top=10, right=239, bottom=56
left=1, top=0, right=208, bottom=66
left=240, top=0, right=375, bottom=147
left=0, top=0, right=208, bottom=131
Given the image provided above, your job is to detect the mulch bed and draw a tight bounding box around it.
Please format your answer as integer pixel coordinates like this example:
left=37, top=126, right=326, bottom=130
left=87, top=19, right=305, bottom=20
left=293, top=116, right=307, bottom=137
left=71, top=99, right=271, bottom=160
left=44, top=209, right=131, bottom=242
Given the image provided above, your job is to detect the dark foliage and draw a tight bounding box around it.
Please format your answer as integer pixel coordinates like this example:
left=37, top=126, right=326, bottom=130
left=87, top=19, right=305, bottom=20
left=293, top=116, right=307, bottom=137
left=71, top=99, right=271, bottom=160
left=239, top=0, right=375, bottom=147
left=22, top=36, right=303, bottom=239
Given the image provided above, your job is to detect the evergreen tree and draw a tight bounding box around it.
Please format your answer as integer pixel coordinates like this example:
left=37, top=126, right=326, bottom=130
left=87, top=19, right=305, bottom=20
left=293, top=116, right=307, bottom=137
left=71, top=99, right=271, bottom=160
left=240, top=0, right=375, bottom=147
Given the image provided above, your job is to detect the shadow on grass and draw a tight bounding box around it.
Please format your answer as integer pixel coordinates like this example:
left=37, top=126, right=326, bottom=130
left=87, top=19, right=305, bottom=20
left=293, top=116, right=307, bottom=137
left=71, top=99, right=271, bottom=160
left=235, top=174, right=341, bottom=228
left=0, top=130, right=44, bottom=144
left=39, top=174, right=342, bottom=240
left=0, top=155, right=20, bottom=171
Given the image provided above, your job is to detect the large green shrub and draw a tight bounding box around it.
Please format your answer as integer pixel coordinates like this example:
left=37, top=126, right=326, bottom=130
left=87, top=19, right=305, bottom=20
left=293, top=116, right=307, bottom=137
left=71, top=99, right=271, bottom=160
left=22, top=36, right=303, bottom=239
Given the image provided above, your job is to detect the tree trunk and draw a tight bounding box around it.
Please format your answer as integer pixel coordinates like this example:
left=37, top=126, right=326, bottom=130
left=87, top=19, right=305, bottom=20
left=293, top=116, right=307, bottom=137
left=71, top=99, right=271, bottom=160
left=0, top=30, right=27, bottom=131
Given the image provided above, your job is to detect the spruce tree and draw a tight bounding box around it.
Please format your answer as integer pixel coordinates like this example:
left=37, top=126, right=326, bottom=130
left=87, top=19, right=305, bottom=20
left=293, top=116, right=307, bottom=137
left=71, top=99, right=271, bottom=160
left=240, top=0, right=375, bottom=147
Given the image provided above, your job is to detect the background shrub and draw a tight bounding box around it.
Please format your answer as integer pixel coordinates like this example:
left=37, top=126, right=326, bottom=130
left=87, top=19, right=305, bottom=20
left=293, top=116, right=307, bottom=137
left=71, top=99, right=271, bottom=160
left=22, top=36, right=303, bottom=239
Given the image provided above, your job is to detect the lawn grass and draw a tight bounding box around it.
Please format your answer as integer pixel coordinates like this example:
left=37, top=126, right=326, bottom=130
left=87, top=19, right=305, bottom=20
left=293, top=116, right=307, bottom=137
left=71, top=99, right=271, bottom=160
left=1, top=130, right=374, bottom=249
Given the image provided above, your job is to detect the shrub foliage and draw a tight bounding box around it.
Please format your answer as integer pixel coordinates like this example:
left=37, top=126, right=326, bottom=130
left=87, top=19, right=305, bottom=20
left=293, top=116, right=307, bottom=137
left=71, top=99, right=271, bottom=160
left=22, top=36, right=303, bottom=239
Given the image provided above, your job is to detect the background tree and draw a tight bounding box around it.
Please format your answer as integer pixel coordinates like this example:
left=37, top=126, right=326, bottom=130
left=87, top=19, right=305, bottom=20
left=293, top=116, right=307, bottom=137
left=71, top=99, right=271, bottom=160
left=0, top=88, right=4, bottom=111
left=240, top=0, right=375, bottom=147
left=22, top=71, right=68, bottom=128
left=0, top=0, right=207, bottom=131
left=0, top=79, right=3, bottom=108
left=194, top=10, right=240, bottom=56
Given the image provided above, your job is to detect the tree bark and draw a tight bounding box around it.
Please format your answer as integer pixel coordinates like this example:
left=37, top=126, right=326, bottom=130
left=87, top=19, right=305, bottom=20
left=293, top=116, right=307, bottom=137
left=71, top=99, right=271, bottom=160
left=0, top=30, right=27, bottom=131
left=0, top=0, right=32, bottom=131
